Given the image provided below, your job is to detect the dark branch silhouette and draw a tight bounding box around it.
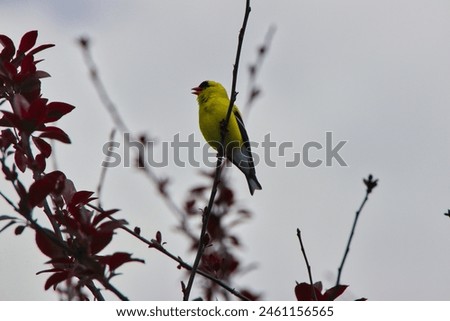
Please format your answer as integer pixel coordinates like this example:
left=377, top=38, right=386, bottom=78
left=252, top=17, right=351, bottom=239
left=86, top=203, right=251, bottom=301
left=336, top=174, right=378, bottom=287
left=296, top=228, right=318, bottom=301
left=183, top=0, right=252, bottom=301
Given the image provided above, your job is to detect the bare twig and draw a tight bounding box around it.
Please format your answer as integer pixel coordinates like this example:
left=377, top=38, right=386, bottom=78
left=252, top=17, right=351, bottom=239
left=183, top=0, right=252, bottom=301
left=336, top=174, right=378, bottom=287
left=0, top=190, right=18, bottom=212
left=100, top=279, right=129, bottom=301
left=97, top=128, right=117, bottom=207
left=86, top=203, right=250, bottom=301
left=79, top=38, right=129, bottom=133
left=296, top=228, right=317, bottom=301
left=244, top=25, right=276, bottom=116
left=78, top=38, right=188, bottom=224
left=86, top=281, right=105, bottom=301
left=150, top=239, right=250, bottom=301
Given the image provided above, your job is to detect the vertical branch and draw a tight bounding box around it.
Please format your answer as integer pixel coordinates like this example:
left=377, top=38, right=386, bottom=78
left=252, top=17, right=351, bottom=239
left=97, top=208, right=252, bottom=301
left=97, top=128, right=116, bottom=207
left=296, top=228, right=317, bottom=301
left=182, top=0, right=252, bottom=301
left=336, top=174, right=378, bottom=287
left=244, top=25, right=276, bottom=116
left=78, top=38, right=187, bottom=223
left=78, top=38, right=129, bottom=133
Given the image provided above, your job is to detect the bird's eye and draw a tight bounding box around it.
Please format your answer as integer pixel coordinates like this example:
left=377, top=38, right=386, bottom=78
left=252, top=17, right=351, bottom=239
left=199, top=81, right=209, bottom=88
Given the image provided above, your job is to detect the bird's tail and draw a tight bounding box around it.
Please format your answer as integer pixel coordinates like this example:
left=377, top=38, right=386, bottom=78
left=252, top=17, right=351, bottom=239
left=246, top=174, right=262, bottom=196
left=230, top=146, right=262, bottom=195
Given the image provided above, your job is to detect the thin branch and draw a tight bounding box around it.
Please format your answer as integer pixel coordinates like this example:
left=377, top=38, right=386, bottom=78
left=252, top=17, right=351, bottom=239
left=336, top=174, right=378, bottom=287
left=100, top=279, right=129, bottom=301
left=183, top=0, right=252, bottom=301
left=78, top=38, right=188, bottom=224
left=87, top=203, right=250, bottom=301
left=296, top=228, right=317, bottom=301
left=0, top=190, right=18, bottom=212
left=79, top=38, right=129, bottom=133
left=42, top=199, right=64, bottom=241
left=97, top=128, right=117, bottom=207
left=244, top=25, right=276, bottom=116
left=150, top=239, right=250, bottom=301
left=86, top=280, right=105, bottom=301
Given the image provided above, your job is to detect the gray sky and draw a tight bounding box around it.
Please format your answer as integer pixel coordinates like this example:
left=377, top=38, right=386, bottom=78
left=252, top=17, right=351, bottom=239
left=1, top=0, right=450, bottom=300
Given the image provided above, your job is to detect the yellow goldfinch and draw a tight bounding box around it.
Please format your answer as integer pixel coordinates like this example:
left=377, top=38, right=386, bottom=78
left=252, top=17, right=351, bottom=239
left=192, top=80, right=262, bottom=195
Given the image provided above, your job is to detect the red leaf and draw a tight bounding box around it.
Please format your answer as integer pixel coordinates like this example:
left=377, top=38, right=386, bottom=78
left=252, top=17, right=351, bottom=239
left=34, top=70, right=51, bottom=79
left=184, top=199, right=196, bottom=214
left=35, top=228, right=65, bottom=258
left=295, top=282, right=324, bottom=301
left=35, top=153, right=46, bottom=172
left=18, top=30, right=38, bottom=53
left=14, top=148, right=28, bottom=172
left=1, top=61, right=17, bottom=79
left=28, top=170, right=66, bottom=207
left=70, top=190, right=95, bottom=207
left=14, top=225, right=25, bottom=235
left=32, top=136, right=52, bottom=157
left=90, top=232, right=113, bottom=255
left=44, top=272, right=68, bottom=290
left=103, top=252, right=144, bottom=271
left=45, top=102, right=75, bottom=122
left=92, top=209, right=120, bottom=226
left=0, top=34, right=15, bottom=61
left=19, top=54, right=36, bottom=75
left=12, top=94, right=30, bottom=119
left=25, top=98, right=47, bottom=129
left=37, top=267, right=64, bottom=275
left=324, top=284, right=348, bottom=301
left=0, top=111, right=21, bottom=128
left=27, top=43, right=55, bottom=56
left=45, top=257, right=73, bottom=266
left=96, top=219, right=127, bottom=233
left=215, top=186, right=234, bottom=206
left=0, top=129, right=16, bottom=148
left=39, top=126, right=71, bottom=143
left=17, top=78, right=41, bottom=102
left=202, top=253, right=221, bottom=272
left=313, top=281, right=323, bottom=292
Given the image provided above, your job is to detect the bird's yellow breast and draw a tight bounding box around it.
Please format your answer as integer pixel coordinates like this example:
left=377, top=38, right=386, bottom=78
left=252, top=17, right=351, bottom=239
left=199, top=97, right=243, bottom=151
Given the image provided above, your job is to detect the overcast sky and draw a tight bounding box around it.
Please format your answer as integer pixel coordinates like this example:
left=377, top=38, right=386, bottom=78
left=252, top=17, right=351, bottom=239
left=1, top=0, right=450, bottom=300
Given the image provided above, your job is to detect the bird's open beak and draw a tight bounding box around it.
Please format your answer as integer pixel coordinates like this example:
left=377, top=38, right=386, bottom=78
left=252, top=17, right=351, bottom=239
left=191, top=86, right=202, bottom=95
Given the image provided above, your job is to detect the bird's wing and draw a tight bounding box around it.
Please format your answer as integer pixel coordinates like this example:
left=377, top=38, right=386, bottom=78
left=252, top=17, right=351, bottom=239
left=233, top=108, right=250, bottom=146
left=232, top=108, right=256, bottom=170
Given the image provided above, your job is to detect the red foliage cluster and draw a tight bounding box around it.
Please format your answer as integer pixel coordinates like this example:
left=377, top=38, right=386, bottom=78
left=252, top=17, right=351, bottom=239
left=182, top=168, right=260, bottom=300
left=0, top=31, right=142, bottom=299
left=0, top=31, right=72, bottom=175
left=295, top=282, right=348, bottom=301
